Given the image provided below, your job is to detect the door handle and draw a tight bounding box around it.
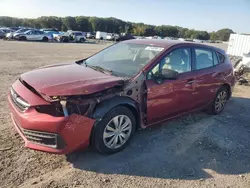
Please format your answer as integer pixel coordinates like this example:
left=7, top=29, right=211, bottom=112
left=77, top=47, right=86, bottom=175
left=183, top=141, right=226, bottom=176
left=187, top=79, right=196, bottom=84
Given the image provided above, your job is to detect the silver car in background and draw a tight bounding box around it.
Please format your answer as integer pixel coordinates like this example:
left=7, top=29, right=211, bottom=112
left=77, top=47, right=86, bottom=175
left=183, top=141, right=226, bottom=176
left=5, top=28, right=33, bottom=39
left=14, top=30, right=53, bottom=42
left=0, top=28, right=15, bottom=38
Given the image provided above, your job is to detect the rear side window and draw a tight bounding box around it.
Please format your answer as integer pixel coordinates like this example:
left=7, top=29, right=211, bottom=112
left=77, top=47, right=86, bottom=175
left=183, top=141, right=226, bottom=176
left=74, top=33, right=82, bottom=36
left=194, top=49, right=214, bottom=70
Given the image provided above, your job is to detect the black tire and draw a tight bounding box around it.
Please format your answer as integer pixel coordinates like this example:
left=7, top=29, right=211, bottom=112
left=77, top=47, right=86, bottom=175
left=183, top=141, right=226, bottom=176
left=100, top=37, right=103, bottom=40
left=19, top=36, right=27, bottom=41
left=61, top=37, right=69, bottom=43
left=208, top=86, right=229, bottom=115
left=93, top=106, right=136, bottom=154
left=42, top=37, right=48, bottom=42
left=80, top=38, right=85, bottom=43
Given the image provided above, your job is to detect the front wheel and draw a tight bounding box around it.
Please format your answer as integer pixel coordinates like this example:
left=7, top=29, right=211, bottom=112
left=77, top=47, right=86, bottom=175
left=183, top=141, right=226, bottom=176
left=208, top=86, right=229, bottom=115
left=19, top=36, right=27, bottom=41
left=93, top=106, right=136, bottom=154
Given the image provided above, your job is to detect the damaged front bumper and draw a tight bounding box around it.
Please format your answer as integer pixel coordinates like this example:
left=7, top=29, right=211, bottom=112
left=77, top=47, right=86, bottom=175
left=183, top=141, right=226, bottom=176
left=8, top=80, right=96, bottom=154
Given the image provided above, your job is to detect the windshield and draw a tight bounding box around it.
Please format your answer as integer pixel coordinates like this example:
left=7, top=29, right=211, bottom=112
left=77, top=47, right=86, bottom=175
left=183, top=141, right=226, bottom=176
left=84, top=43, right=164, bottom=77
left=16, top=29, right=29, bottom=33
left=24, top=30, right=33, bottom=34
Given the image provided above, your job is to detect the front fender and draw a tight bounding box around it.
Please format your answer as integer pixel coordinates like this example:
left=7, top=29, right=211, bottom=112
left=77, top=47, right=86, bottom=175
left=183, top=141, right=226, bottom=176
left=91, top=96, right=139, bottom=121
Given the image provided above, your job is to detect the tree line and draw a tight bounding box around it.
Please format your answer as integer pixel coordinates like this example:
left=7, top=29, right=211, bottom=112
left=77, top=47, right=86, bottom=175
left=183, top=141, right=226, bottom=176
left=0, top=16, right=234, bottom=41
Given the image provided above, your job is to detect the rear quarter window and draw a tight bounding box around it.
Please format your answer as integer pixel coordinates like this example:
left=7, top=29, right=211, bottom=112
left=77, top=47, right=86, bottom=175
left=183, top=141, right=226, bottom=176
left=217, top=53, right=225, bottom=63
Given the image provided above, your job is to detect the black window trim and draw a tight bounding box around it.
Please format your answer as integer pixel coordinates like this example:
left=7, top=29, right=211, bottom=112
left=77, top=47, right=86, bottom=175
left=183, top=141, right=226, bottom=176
left=216, top=52, right=225, bottom=63
left=146, top=46, right=192, bottom=80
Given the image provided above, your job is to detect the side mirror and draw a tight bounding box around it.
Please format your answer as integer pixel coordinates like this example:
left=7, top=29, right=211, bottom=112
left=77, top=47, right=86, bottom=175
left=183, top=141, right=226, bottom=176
left=161, top=68, right=178, bottom=80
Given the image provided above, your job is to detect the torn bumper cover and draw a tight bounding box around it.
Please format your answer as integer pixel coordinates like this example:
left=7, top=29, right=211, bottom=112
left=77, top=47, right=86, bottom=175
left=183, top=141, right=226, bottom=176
left=8, top=80, right=96, bottom=154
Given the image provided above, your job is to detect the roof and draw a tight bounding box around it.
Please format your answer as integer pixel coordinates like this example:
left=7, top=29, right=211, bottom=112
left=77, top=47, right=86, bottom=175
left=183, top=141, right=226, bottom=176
left=124, top=39, right=225, bottom=53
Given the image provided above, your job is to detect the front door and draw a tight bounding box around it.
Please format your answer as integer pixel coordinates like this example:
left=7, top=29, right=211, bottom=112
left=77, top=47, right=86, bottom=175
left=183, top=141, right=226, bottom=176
left=145, top=47, right=198, bottom=125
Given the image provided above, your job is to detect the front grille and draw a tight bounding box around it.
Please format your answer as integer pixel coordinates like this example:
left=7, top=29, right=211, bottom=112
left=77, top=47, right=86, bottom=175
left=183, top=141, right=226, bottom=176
left=10, top=88, right=30, bottom=112
left=22, top=129, right=65, bottom=149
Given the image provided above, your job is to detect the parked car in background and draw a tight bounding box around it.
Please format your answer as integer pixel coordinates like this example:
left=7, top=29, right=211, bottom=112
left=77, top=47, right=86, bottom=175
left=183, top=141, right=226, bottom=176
left=41, top=29, right=63, bottom=40
left=0, top=30, right=6, bottom=39
left=106, top=33, right=119, bottom=41
left=5, top=28, right=33, bottom=39
left=96, top=31, right=107, bottom=40
left=8, top=27, right=21, bottom=31
left=54, top=30, right=86, bottom=43
left=8, top=39, right=235, bottom=155
left=0, top=28, right=15, bottom=35
left=193, top=39, right=204, bottom=43
left=86, top=32, right=96, bottom=39
left=115, top=34, right=135, bottom=42
left=14, top=30, right=52, bottom=42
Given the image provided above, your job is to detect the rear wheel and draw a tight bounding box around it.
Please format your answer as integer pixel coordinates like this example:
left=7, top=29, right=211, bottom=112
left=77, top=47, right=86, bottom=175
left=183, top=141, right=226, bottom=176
left=80, top=38, right=85, bottom=43
left=42, top=37, right=48, bottom=42
left=93, top=106, right=136, bottom=154
left=208, top=86, right=229, bottom=115
left=100, top=37, right=103, bottom=40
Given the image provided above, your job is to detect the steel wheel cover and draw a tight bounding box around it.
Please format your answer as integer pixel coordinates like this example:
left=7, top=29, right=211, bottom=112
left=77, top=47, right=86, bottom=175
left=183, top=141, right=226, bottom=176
left=103, top=115, right=132, bottom=149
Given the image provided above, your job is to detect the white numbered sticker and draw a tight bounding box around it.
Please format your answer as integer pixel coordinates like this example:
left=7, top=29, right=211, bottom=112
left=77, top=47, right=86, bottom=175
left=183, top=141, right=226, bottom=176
left=145, top=46, right=164, bottom=52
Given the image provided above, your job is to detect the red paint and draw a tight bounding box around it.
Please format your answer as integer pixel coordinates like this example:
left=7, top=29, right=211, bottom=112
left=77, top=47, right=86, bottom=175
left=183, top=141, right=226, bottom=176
left=8, top=39, right=235, bottom=154
left=8, top=93, right=95, bottom=154
left=21, top=63, right=123, bottom=96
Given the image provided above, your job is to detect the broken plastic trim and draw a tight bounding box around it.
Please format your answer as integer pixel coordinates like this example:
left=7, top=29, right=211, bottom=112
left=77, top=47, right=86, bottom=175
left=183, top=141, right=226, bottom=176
left=60, top=101, right=68, bottom=117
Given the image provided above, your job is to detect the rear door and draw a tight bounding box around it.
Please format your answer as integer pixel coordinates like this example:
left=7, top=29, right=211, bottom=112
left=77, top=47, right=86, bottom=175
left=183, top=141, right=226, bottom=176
left=26, top=31, right=36, bottom=40
left=145, top=47, right=198, bottom=125
left=191, top=47, right=222, bottom=107
left=34, top=31, right=44, bottom=40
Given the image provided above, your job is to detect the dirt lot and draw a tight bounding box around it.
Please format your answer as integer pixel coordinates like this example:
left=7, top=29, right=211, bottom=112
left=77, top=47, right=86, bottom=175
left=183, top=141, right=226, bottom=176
left=1, top=40, right=250, bottom=188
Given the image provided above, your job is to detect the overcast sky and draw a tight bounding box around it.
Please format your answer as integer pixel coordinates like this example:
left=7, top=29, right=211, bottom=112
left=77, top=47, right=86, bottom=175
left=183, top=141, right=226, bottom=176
left=1, top=0, right=250, bottom=33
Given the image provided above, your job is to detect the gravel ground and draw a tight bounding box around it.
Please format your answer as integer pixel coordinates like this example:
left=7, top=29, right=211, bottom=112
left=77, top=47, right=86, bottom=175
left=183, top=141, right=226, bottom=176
left=0, top=40, right=250, bottom=188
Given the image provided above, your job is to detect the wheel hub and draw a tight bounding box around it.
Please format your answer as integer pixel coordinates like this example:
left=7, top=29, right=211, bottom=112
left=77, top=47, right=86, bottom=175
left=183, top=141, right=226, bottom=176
left=103, top=115, right=132, bottom=149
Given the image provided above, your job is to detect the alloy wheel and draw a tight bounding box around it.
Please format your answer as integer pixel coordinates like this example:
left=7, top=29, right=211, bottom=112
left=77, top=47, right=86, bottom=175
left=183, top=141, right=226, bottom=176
left=215, top=91, right=227, bottom=112
left=103, top=115, right=132, bottom=149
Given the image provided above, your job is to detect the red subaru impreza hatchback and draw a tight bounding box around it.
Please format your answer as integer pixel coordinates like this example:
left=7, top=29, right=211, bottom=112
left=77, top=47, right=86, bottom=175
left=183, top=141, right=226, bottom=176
left=8, top=39, right=235, bottom=154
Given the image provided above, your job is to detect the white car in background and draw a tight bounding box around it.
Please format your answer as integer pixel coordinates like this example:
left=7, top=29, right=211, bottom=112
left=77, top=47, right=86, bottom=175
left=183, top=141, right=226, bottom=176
left=106, top=33, right=119, bottom=40
left=54, top=30, right=86, bottom=43
left=14, top=30, right=52, bottom=42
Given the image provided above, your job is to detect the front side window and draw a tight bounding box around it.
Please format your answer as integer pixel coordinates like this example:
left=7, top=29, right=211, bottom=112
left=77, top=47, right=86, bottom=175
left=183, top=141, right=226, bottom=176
left=83, top=43, right=164, bottom=77
left=148, top=48, right=191, bottom=79
left=194, top=49, right=214, bottom=70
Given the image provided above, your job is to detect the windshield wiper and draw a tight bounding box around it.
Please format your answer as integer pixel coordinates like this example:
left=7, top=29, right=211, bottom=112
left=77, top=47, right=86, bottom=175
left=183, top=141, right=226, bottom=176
left=86, top=64, right=118, bottom=76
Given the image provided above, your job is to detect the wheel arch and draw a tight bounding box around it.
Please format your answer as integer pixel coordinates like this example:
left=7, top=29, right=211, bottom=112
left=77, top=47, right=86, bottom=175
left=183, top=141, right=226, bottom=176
left=91, top=96, right=140, bottom=127
left=89, top=96, right=140, bottom=146
left=221, top=83, right=232, bottom=99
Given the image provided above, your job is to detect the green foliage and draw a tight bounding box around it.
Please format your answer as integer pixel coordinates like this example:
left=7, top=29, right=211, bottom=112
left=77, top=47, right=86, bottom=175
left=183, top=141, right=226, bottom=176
left=209, top=32, right=217, bottom=41
left=215, top=28, right=234, bottom=41
left=0, top=16, right=234, bottom=41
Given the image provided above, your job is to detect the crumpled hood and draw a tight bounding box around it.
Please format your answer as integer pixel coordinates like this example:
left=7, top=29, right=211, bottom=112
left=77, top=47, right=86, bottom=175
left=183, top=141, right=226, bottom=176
left=20, top=63, right=124, bottom=96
